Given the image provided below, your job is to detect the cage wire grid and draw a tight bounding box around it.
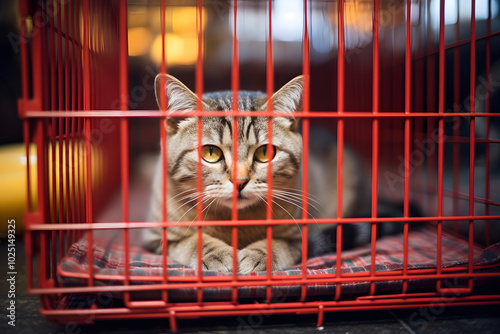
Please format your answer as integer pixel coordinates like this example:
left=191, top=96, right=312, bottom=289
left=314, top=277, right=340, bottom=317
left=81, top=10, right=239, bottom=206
left=17, top=0, right=500, bottom=330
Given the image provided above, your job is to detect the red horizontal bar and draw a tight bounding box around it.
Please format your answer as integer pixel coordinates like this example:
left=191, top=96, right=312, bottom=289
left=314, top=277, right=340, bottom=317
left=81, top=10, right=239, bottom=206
left=22, top=111, right=500, bottom=119
left=413, top=30, right=500, bottom=62
left=30, top=271, right=500, bottom=296
left=26, top=214, right=500, bottom=231
left=57, top=262, right=498, bottom=285
left=42, top=300, right=500, bottom=323
left=38, top=296, right=500, bottom=316
left=444, top=189, right=500, bottom=207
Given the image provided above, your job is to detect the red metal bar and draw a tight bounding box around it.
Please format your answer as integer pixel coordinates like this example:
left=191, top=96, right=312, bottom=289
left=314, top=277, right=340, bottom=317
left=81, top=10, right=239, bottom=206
left=159, top=0, right=169, bottom=304
left=484, top=0, right=492, bottom=246
left=300, top=0, right=310, bottom=302
left=436, top=0, right=447, bottom=292
left=118, top=0, right=131, bottom=307
left=196, top=0, right=204, bottom=303
left=265, top=0, right=274, bottom=301
left=18, top=4, right=29, bottom=106
left=23, top=110, right=500, bottom=119
left=230, top=1, right=240, bottom=287
left=47, top=0, right=58, bottom=279
left=370, top=0, right=380, bottom=297
left=56, top=1, right=64, bottom=263
left=425, top=1, right=436, bottom=217
left=63, top=0, right=71, bottom=255
left=468, top=0, right=476, bottom=291
left=265, top=0, right=274, bottom=226
left=32, top=269, right=500, bottom=293
left=335, top=0, right=345, bottom=301
left=27, top=213, right=500, bottom=231
left=57, top=1, right=64, bottom=111
left=402, top=0, right=413, bottom=294
left=69, top=0, right=77, bottom=246
left=82, top=0, right=94, bottom=287
left=452, top=3, right=461, bottom=226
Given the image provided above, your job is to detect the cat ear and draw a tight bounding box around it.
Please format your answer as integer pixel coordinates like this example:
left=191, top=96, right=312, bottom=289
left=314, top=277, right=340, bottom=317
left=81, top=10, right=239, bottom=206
left=259, top=75, right=303, bottom=131
left=155, top=74, right=208, bottom=134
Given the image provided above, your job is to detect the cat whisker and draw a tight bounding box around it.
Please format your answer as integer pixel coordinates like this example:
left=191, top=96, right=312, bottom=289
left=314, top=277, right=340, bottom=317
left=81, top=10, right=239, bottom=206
left=181, top=197, right=218, bottom=238
left=202, top=197, right=218, bottom=219
left=255, top=193, right=303, bottom=237
left=177, top=196, right=213, bottom=235
left=271, top=193, right=319, bottom=227
left=269, top=199, right=303, bottom=239
left=164, top=188, right=197, bottom=206
left=271, top=187, right=325, bottom=207
left=272, top=190, right=324, bottom=210
left=170, top=193, right=207, bottom=224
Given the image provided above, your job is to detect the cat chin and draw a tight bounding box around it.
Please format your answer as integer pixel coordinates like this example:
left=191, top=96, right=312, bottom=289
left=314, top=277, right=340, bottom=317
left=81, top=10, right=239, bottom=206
left=217, top=196, right=261, bottom=211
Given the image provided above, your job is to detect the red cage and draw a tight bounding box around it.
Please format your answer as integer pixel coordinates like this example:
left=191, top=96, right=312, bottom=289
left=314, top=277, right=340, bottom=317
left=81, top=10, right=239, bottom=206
left=18, top=0, right=500, bottom=331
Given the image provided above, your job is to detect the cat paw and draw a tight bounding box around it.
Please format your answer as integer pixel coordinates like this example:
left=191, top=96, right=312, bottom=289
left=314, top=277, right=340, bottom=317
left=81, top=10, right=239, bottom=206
left=194, top=247, right=235, bottom=273
left=237, top=248, right=268, bottom=274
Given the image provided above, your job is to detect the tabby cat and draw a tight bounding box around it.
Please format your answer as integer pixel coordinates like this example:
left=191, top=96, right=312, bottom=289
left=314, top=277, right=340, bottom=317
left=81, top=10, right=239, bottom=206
left=143, top=74, right=366, bottom=274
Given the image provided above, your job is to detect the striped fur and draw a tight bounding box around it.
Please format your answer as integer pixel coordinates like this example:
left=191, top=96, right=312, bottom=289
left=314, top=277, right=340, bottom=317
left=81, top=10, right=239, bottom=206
left=143, top=74, right=365, bottom=274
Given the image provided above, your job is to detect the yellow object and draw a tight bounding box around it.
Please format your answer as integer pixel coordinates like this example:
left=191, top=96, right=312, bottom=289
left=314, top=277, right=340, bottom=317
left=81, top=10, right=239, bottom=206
left=0, top=143, right=37, bottom=234
left=0, top=141, right=102, bottom=234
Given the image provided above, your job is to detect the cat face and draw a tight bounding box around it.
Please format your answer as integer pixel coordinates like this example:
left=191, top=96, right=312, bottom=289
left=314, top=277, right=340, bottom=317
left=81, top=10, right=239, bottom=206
left=155, top=74, right=303, bottom=212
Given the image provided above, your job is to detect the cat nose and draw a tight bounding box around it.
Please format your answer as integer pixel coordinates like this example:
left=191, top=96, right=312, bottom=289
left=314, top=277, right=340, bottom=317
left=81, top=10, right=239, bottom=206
left=236, top=178, right=250, bottom=191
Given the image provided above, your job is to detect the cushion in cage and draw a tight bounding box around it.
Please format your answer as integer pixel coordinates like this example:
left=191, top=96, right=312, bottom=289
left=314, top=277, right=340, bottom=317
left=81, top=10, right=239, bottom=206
left=56, top=226, right=500, bottom=305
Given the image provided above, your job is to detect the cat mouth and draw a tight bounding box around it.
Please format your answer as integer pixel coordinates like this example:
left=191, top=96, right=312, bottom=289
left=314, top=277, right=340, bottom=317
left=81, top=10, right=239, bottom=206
left=219, top=194, right=260, bottom=210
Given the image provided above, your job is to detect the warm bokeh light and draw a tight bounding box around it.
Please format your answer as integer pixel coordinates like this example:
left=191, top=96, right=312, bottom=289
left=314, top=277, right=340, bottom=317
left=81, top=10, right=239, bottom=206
left=171, top=7, right=206, bottom=35
left=128, top=5, right=206, bottom=65
left=128, top=27, right=153, bottom=56
left=150, top=33, right=199, bottom=66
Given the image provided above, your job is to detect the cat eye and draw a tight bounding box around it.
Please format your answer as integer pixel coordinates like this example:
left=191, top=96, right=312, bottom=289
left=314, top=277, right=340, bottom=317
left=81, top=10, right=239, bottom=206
left=254, top=145, right=276, bottom=163
left=201, top=145, right=223, bottom=163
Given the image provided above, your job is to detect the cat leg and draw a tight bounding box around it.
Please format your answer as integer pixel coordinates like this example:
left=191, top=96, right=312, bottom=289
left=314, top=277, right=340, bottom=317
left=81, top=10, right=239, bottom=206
left=168, top=232, right=236, bottom=272
left=238, top=237, right=301, bottom=274
left=143, top=227, right=235, bottom=272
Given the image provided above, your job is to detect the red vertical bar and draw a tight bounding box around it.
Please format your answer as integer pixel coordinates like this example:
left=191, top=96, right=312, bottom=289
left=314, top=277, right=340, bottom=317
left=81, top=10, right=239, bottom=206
left=159, top=0, right=169, bottom=303
left=334, top=0, right=344, bottom=301
left=266, top=0, right=274, bottom=229
left=82, top=0, right=94, bottom=286
left=369, top=0, right=380, bottom=297
left=56, top=2, right=65, bottom=261
left=69, top=0, right=77, bottom=247
left=436, top=0, right=445, bottom=291
left=231, top=0, right=239, bottom=273
left=402, top=0, right=412, bottom=293
left=468, top=0, right=476, bottom=290
left=63, top=0, right=70, bottom=253
left=65, top=2, right=70, bottom=111
left=299, top=0, right=310, bottom=302
left=57, top=1, right=64, bottom=111
left=401, top=0, right=413, bottom=295
left=484, top=0, right=491, bottom=246
left=425, top=0, right=436, bottom=217
left=48, top=2, right=56, bottom=240
left=231, top=0, right=241, bottom=300
left=195, top=0, right=204, bottom=303
left=264, top=0, right=274, bottom=302
left=19, top=2, right=29, bottom=107
left=452, top=4, right=461, bottom=226
left=20, top=0, right=32, bottom=284
left=119, top=0, right=130, bottom=306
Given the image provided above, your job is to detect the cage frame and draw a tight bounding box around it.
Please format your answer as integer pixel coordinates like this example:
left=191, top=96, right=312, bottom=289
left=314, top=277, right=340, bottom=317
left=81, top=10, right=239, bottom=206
left=17, top=0, right=500, bottom=331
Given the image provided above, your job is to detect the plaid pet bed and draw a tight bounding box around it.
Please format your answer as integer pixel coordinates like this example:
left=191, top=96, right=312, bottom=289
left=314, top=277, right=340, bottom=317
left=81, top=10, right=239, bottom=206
left=57, top=227, right=500, bottom=303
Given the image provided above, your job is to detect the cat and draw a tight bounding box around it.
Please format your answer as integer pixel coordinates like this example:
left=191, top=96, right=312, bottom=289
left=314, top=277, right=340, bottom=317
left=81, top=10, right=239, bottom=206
left=143, top=73, right=368, bottom=274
